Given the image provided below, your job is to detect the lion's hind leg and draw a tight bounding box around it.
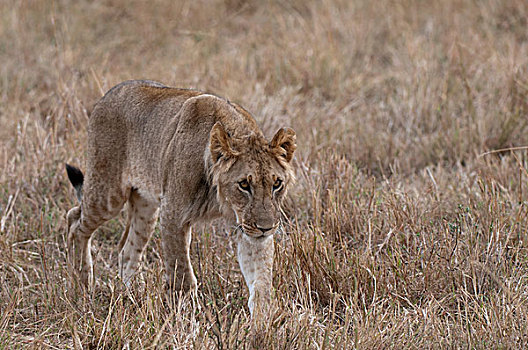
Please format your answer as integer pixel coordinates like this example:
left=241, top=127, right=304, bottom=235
left=66, top=173, right=129, bottom=289
left=67, top=202, right=108, bottom=289
left=118, top=189, right=159, bottom=285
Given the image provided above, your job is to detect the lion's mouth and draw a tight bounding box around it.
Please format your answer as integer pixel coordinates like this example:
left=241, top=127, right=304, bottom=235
left=238, top=223, right=279, bottom=239
left=247, top=231, right=273, bottom=239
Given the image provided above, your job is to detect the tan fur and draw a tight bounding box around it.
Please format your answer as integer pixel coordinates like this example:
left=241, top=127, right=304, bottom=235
left=66, top=80, right=296, bottom=318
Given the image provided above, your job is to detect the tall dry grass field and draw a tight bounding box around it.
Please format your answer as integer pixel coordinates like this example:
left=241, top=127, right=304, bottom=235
left=1, top=0, right=528, bottom=348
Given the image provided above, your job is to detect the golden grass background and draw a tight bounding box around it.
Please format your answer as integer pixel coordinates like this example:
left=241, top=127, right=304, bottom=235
left=1, top=0, right=527, bottom=348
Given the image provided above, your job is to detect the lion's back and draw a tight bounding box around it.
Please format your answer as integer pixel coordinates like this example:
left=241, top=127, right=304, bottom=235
left=93, top=80, right=201, bottom=121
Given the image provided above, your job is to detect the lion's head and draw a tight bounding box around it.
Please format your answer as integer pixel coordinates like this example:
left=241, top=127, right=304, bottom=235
left=209, top=122, right=296, bottom=238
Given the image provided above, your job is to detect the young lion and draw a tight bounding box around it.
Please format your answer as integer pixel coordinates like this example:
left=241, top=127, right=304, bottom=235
left=65, top=80, right=296, bottom=318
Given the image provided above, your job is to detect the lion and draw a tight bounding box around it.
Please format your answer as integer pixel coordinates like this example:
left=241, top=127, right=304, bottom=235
left=65, top=80, right=296, bottom=319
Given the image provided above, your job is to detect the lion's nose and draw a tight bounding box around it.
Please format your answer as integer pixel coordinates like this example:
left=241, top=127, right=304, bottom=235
left=256, top=225, right=273, bottom=234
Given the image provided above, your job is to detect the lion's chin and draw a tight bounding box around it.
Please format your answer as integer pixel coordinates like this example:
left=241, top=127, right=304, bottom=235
left=241, top=232, right=274, bottom=244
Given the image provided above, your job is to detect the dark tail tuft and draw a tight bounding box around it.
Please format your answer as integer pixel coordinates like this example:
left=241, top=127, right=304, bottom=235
left=65, top=163, right=84, bottom=202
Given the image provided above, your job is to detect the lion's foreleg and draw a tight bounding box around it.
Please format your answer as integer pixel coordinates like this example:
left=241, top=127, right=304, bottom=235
left=160, top=214, right=197, bottom=293
left=237, top=233, right=274, bottom=320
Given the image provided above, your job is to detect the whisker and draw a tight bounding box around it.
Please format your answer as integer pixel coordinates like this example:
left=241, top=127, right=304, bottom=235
left=276, top=220, right=284, bottom=235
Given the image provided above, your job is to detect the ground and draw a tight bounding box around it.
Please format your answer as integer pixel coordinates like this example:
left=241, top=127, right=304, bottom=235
left=0, top=0, right=527, bottom=348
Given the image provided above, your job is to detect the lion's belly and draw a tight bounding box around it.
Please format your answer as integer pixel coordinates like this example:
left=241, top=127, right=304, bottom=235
left=126, top=156, right=163, bottom=203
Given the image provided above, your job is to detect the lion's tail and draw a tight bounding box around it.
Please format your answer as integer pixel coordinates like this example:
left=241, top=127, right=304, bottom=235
left=65, top=163, right=84, bottom=203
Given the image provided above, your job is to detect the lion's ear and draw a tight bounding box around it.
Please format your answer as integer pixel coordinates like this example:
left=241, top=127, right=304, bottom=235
left=210, top=122, right=234, bottom=162
left=270, top=127, right=297, bottom=163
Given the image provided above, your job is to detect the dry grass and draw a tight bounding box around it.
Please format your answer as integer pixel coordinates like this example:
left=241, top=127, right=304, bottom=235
left=1, top=0, right=528, bottom=348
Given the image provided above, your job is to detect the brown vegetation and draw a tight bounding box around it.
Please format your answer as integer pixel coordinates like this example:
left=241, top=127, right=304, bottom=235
left=1, top=0, right=527, bottom=348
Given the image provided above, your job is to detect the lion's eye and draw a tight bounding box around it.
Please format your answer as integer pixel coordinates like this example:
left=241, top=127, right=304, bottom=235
left=272, top=179, right=283, bottom=192
left=238, top=179, right=251, bottom=192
